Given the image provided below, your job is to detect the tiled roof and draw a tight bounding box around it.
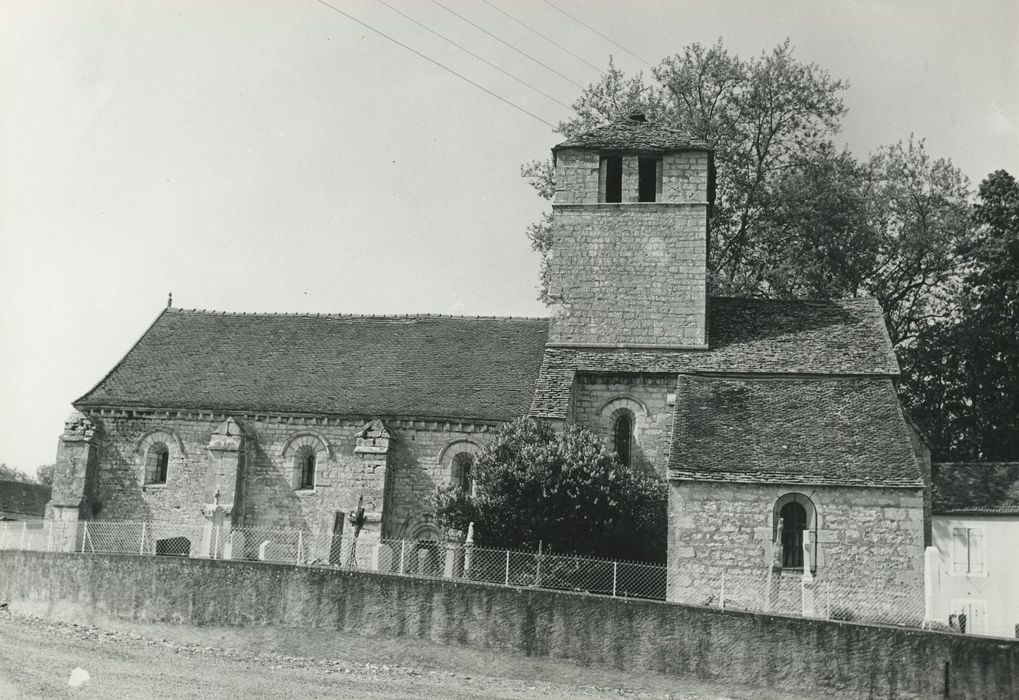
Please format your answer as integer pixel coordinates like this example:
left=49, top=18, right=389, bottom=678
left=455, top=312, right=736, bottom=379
left=0, top=480, right=51, bottom=519
left=75, top=310, right=549, bottom=422
left=531, top=297, right=899, bottom=418
left=932, top=463, right=1019, bottom=515
left=668, top=376, right=923, bottom=488
left=553, top=118, right=709, bottom=153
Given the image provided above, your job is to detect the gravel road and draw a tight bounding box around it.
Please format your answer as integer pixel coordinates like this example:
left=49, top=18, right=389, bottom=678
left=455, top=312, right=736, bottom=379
left=0, top=607, right=810, bottom=699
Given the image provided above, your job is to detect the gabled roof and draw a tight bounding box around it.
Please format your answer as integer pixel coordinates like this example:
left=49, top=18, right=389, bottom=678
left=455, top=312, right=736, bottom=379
left=0, top=480, right=51, bottom=519
left=932, top=463, right=1019, bottom=515
left=531, top=297, right=899, bottom=419
left=553, top=117, right=709, bottom=153
left=75, top=309, right=549, bottom=422
left=667, top=376, right=923, bottom=488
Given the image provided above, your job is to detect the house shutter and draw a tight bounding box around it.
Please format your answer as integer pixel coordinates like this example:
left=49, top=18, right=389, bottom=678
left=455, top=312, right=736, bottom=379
left=952, top=527, right=968, bottom=574
left=968, top=529, right=985, bottom=574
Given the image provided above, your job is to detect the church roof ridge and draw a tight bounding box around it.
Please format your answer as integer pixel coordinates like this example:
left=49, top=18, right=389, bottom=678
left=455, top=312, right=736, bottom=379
left=553, top=115, right=711, bottom=153
left=167, top=307, right=549, bottom=322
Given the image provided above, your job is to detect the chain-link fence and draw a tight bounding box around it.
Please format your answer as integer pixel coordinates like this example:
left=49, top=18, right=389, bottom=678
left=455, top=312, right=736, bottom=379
left=0, top=519, right=927, bottom=628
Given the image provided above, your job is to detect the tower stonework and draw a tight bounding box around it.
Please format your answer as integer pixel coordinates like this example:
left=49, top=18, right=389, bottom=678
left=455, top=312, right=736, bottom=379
left=547, top=117, right=713, bottom=348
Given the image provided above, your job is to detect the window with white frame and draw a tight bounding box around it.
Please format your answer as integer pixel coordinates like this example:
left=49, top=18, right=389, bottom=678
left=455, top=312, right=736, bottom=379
left=951, top=527, right=985, bottom=575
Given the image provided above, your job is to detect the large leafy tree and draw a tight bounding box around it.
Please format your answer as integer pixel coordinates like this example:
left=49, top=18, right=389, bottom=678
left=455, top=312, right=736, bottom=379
left=433, top=417, right=667, bottom=562
left=523, top=40, right=971, bottom=347
left=899, top=170, right=1019, bottom=460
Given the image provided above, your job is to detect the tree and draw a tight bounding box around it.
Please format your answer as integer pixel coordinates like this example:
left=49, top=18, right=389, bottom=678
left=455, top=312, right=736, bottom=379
left=0, top=463, right=33, bottom=482
left=433, top=418, right=667, bottom=562
left=522, top=40, right=972, bottom=347
left=36, top=465, right=54, bottom=487
left=899, top=170, right=1019, bottom=460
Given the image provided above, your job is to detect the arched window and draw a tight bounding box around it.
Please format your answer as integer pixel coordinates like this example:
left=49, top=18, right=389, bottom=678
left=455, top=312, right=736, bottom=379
left=145, top=442, right=169, bottom=485
left=452, top=453, right=475, bottom=494
left=780, top=501, right=807, bottom=568
left=296, top=447, right=316, bottom=490
left=613, top=413, right=633, bottom=467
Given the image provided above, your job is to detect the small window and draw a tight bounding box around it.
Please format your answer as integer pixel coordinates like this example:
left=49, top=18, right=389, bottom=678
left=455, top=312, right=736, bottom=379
left=638, top=157, right=659, bottom=202
left=297, top=448, right=316, bottom=490
left=613, top=414, right=633, bottom=467
left=952, top=527, right=985, bottom=575
left=145, top=443, right=169, bottom=485
left=780, top=502, right=807, bottom=568
left=602, top=156, right=622, bottom=203
left=452, top=453, right=475, bottom=494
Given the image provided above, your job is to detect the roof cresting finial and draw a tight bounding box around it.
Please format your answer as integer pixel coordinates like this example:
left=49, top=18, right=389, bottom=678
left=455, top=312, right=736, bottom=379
left=167, top=292, right=173, bottom=309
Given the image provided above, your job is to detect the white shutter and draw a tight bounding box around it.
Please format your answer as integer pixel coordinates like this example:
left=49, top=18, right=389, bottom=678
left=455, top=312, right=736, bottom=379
left=968, top=529, right=985, bottom=575
left=952, top=527, right=968, bottom=574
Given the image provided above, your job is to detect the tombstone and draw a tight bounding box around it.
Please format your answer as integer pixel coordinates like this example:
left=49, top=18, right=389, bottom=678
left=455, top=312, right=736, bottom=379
left=372, top=542, right=394, bottom=572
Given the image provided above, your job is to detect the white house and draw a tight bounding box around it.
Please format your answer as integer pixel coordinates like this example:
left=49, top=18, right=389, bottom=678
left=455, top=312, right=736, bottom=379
left=928, top=462, right=1019, bottom=638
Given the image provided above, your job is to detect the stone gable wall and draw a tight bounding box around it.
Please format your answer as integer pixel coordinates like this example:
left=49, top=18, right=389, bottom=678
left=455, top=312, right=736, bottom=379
left=669, top=481, right=926, bottom=621
left=570, top=373, right=675, bottom=478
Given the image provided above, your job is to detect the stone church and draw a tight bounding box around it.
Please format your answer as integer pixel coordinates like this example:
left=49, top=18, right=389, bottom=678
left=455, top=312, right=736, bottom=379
left=49, top=116, right=926, bottom=615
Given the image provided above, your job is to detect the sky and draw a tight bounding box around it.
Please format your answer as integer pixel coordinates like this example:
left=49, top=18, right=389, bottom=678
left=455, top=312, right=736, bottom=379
left=1, top=0, right=1017, bottom=474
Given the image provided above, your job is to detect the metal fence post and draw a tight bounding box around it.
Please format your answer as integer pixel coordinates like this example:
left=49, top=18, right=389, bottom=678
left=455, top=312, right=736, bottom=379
left=296, top=530, right=303, bottom=565
left=612, top=562, right=618, bottom=597
left=81, top=522, right=89, bottom=553
left=140, top=522, right=146, bottom=555
left=504, top=549, right=510, bottom=586
left=399, top=540, right=406, bottom=574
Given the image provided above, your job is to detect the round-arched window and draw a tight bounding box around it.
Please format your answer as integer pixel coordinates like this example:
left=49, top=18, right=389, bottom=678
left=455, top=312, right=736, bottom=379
left=780, top=501, right=807, bottom=568
left=613, top=413, right=633, bottom=467
left=146, top=442, right=170, bottom=485
left=452, top=453, right=475, bottom=494
left=296, top=446, right=316, bottom=490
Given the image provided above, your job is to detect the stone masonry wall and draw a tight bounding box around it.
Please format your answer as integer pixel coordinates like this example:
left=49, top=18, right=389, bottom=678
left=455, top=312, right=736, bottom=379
left=547, top=204, right=708, bottom=347
left=79, top=410, right=492, bottom=547
left=669, top=482, right=926, bottom=622
left=571, top=373, right=675, bottom=478
left=3, top=551, right=1016, bottom=699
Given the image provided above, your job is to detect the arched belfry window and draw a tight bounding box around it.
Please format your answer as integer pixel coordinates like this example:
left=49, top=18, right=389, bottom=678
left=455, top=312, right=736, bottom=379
left=613, top=413, right=633, bottom=467
left=145, top=442, right=169, bottom=485
left=297, top=447, right=316, bottom=491
left=780, top=501, right=807, bottom=568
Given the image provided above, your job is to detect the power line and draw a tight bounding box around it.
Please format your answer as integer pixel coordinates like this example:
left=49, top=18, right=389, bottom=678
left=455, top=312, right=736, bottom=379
left=426, top=0, right=586, bottom=90
left=541, top=0, right=653, bottom=67
left=479, top=0, right=603, bottom=73
left=371, top=0, right=574, bottom=110
left=312, top=0, right=556, bottom=128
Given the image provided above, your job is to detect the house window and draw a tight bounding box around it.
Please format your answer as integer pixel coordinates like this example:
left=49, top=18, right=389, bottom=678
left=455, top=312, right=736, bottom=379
left=452, top=453, right=475, bottom=494
left=296, top=447, right=316, bottom=490
left=951, top=527, right=985, bottom=575
left=145, top=442, right=169, bottom=485
left=613, top=413, right=633, bottom=467
left=780, top=501, right=807, bottom=568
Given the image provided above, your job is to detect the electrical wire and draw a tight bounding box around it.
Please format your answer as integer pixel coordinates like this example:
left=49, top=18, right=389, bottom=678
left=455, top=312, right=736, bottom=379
left=426, top=0, right=586, bottom=90
left=371, top=0, right=573, bottom=110
left=541, top=0, right=653, bottom=67
left=312, top=0, right=556, bottom=128
left=478, top=0, right=603, bottom=73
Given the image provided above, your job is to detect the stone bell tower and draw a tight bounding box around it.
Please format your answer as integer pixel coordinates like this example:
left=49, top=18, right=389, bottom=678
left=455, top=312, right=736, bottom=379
left=547, top=114, right=714, bottom=349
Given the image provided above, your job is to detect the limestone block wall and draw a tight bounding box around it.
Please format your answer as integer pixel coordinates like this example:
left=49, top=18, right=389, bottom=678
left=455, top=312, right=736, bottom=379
left=547, top=204, right=708, bottom=347
left=662, top=151, right=711, bottom=203
left=570, top=373, right=675, bottom=478
left=668, top=481, right=926, bottom=621
left=554, top=150, right=600, bottom=204
left=75, top=410, right=494, bottom=545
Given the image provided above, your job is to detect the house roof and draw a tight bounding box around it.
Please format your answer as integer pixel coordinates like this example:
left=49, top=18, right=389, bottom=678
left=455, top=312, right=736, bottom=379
left=75, top=309, right=549, bottom=422
left=531, top=297, right=899, bottom=418
left=553, top=117, right=709, bottom=153
left=0, top=480, right=51, bottom=519
left=932, top=463, right=1019, bottom=515
left=667, top=376, right=923, bottom=488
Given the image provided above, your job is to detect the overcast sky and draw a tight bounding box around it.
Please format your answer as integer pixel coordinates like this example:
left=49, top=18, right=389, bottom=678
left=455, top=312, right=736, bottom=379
left=1, top=0, right=1016, bottom=474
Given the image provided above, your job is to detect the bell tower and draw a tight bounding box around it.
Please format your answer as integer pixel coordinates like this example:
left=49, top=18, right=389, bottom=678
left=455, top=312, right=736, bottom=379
left=547, top=114, right=714, bottom=349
